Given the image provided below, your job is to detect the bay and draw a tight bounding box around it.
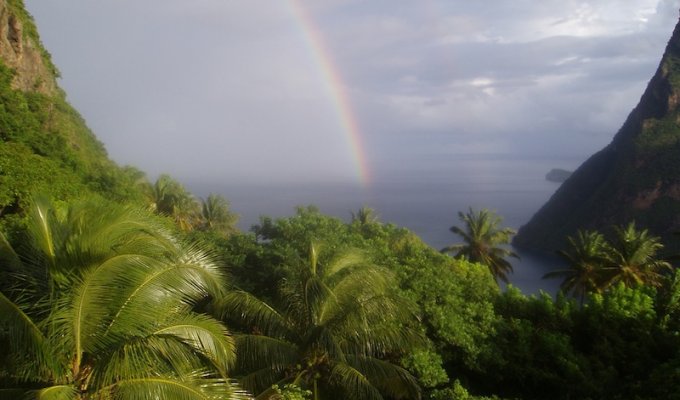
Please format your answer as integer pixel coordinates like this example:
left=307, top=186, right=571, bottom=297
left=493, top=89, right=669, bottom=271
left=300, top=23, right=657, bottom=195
left=187, top=154, right=585, bottom=295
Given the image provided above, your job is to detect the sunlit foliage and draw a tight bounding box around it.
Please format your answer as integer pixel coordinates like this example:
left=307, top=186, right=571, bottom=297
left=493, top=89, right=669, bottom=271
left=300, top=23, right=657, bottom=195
left=0, top=198, right=246, bottom=399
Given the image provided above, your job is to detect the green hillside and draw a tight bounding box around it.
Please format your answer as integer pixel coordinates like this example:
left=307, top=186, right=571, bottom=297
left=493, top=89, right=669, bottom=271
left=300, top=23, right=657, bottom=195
left=0, top=0, right=145, bottom=232
left=515, top=17, right=680, bottom=252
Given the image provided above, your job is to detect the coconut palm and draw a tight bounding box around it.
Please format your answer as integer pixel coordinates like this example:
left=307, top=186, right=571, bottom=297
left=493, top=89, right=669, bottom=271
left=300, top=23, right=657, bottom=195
left=605, top=222, right=672, bottom=288
left=543, top=230, right=612, bottom=303
left=200, top=193, right=239, bottom=236
left=216, top=242, right=421, bottom=400
left=442, top=208, right=518, bottom=284
left=351, top=206, right=378, bottom=226
left=142, top=174, right=201, bottom=231
left=0, top=197, right=247, bottom=399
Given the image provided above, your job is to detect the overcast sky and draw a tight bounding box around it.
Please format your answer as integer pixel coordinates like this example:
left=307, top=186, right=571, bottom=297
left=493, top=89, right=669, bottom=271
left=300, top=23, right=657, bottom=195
left=24, top=0, right=680, bottom=185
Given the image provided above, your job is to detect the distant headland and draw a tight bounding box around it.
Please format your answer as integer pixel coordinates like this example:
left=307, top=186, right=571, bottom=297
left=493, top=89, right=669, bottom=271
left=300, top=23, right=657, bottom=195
left=545, top=168, right=572, bottom=183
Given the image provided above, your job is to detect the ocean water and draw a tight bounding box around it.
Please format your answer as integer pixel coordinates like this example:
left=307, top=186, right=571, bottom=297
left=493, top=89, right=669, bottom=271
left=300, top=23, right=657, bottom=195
left=188, top=155, right=585, bottom=295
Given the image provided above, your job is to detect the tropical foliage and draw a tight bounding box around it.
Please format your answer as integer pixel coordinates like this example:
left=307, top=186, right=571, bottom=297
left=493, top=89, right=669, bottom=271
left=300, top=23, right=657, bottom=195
left=0, top=59, right=146, bottom=233
left=350, top=206, right=379, bottom=226
left=200, top=193, right=239, bottom=236
left=141, top=175, right=239, bottom=235
left=217, top=242, right=422, bottom=400
left=142, top=174, right=201, bottom=231
left=545, top=223, right=673, bottom=302
left=214, top=207, right=501, bottom=398
left=442, top=208, right=518, bottom=284
left=606, top=222, right=672, bottom=288
left=544, top=230, right=612, bottom=302
left=3, top=194, right=680, bottom=400
left=0, top=198, right=246, bottom=399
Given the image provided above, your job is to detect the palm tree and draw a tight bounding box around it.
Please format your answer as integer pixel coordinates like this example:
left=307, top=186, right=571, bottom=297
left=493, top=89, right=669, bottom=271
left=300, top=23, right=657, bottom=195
left=442, top=208, right=518, bottom=284
left=200, top=193, right=239, bottom=236
left=351, top=206, right=378, bottom=226
left=605, top=222, right=672, bottom=288
left=216, top=242, right=421, bottom=400
left=142, top=174, right=201, bottom=231
left=543, top=230, right=612, bottom=303
left=0, top=197, right=247, bottom=399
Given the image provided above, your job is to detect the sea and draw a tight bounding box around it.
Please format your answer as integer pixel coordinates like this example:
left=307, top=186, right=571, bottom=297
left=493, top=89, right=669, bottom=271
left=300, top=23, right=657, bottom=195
left=187, top=154, right=586, bottom=295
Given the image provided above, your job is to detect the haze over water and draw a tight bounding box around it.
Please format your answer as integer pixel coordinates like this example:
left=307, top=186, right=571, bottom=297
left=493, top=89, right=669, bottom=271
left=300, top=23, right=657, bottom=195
left=189, top=154, right=582, bottom=295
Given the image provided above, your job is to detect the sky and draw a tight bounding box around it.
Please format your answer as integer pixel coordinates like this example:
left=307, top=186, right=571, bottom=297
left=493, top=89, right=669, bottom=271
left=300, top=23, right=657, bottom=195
left=24, top=0, right=680, bottom=185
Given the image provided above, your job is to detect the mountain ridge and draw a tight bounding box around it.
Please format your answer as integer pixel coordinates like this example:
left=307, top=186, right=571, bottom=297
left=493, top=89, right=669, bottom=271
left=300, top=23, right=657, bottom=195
left=515, top=15, right=680, bottom=251
left=0, top=0, right=57, bottom=93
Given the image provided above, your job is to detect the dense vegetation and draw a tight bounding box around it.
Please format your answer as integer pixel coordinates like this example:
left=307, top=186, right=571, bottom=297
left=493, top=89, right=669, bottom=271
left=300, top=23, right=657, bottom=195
left=0, top=58, right=148, bottom=236
left=4, top=196, right=680, bottom=399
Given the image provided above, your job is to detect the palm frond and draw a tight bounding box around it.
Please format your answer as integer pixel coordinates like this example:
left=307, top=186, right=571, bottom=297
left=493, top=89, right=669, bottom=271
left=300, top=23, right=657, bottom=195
left=92, top=336, right=207, bottom=387
left=240, top=366, right=289, bottom=398
left=102, top=373, right=249, bottom=400
left=26, top=197, right=60, bottom=274
left=34, top=385, right=78, bottom=400
left=153, top=314, right=236, bottom=376
left=83, top=251, right=225, bottom=351
left=309, top=242, right=319, bottom=276
left=39, top=208, right=225, bottom=374
left=0, top=230, right=21, bottom=275
left=439, top=244, right=464, bottom=255
left=317, top=264, right=395, bottom=328
left=323, top=249, right=367, bottom=281
left=303, top=275, right=334, bottom=326
left=323, top=294, right=423, bottom=357
left=345, top=355, right=420, bottom=400
left=235, top=334, right=298, bottom=372
left=216, top=290, right=291, bottom=338
left=542, top=269, right=574, bottom=280
left=328, top=362, right=383, bottom=400
left=0, top=290, right=56, bottom=381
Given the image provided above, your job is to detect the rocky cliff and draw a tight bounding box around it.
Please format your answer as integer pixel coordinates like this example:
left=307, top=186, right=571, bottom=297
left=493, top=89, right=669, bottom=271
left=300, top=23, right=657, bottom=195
left=514, top=17, right=680, bottom=252
left=0, top=0, right=56, bottom=94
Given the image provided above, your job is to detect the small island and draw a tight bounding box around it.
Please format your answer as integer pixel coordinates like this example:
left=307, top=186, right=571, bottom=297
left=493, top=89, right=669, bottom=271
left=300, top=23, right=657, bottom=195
left=546, top=168, right=572, bottom=183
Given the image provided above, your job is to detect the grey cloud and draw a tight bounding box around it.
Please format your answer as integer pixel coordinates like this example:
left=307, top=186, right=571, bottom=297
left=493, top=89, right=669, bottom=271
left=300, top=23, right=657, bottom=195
left=23, top=0, right=680, bottom=184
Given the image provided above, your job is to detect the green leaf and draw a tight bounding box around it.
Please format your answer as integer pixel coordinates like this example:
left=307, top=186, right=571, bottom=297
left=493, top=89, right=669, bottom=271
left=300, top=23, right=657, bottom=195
left=105, top=374, right=249, bottom=400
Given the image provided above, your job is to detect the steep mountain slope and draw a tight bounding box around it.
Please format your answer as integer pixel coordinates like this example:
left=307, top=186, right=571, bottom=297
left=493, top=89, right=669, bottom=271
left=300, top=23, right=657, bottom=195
left=0, top=0, right=144, bottom=228
left=515, top=17, right=680, bottom=252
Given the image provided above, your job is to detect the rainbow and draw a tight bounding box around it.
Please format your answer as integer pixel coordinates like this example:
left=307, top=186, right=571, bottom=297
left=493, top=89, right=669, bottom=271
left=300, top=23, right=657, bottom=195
left=286, top=1, right=371, bottom=186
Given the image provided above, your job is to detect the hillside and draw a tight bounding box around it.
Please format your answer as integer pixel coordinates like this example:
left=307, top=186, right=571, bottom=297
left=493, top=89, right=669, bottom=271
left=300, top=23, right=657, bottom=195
left=515, top=16, right=680, bottom=252
left=0, top=0, right=144, bottom=230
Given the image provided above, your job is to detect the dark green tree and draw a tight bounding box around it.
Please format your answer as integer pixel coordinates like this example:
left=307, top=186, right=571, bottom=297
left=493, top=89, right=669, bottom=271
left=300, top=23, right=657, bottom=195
left=544, top=230, right=612, bottom=302
left=442, top=208, right=518, bottom=284
left=606, top=222, right=672, bottom=288
left=351, top=206, right=379, bottom=226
